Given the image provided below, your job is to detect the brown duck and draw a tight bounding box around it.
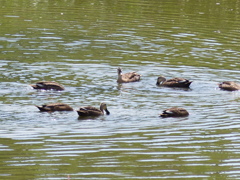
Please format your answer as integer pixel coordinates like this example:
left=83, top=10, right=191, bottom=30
left=77, top=103, right=110, bottom=117
left=160, top=107, right=189, bottom=117
left=30, top=81, right=65, bottom=91
left=156, top=76, right=192, bottom=88
left=117, top=67, right=141, bottom=83
left=218, top=81, right=240, bottom=91
left=36, top=103, right=73, bottom=112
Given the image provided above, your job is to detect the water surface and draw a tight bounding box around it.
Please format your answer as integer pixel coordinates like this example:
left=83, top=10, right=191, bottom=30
left=0, top=0, right=240, bottom=179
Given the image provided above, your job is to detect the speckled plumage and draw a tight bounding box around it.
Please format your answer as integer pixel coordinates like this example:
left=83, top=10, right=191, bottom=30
left=30, top=81, right=65, bottom=91
left=219, top=81, right=240, bottom=91
left=77, top=103, right=110, bottom=117
left=156, top=76, right=192, bottom=88
left=117, top=68, right=141, bottom=83
left=36, top=103, right=73, bottom=112
left=160, top=107, right=189, bottom=118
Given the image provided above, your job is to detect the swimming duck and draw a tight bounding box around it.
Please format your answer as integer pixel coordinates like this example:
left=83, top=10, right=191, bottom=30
left=77, top=103, right=110, bottom=117
left=36, top=103, right=73, bottom=112
left=117, top=67, right=141, bottom=83
left=156, top=76, right=192, bottom=88
left=160, top=107, right=189, bottom=117
left=218, top=81, right=240, bottom=91
left=30, top=81, right=65, bottom=91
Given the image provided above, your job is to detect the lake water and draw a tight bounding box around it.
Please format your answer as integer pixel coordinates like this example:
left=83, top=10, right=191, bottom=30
left=0, top=0, right=240, bottom=179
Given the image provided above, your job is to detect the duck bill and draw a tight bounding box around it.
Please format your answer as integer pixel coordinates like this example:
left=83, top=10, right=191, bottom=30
left=105, top=109, right=110, bottom=115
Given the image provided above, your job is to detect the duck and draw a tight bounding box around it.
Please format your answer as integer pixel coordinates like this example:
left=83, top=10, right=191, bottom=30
left=218, top=81, right=240, bottom=91
left=160, top=107, right=189, bottom=118
left=35, top=103, right=73, bottom=112
left=117, top=67, right=141, bottom=83
left=30, top=81, right=65, bottom=91
left=77, top=103, right=110, bottom=117
left=156, top=76, right=192, bottom=88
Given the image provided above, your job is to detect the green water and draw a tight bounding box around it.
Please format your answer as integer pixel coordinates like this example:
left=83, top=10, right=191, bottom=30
left=0, top=0, right=240, bottom=179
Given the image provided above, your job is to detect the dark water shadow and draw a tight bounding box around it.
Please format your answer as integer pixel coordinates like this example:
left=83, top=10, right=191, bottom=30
left=77, top=116, right=104, bottom=121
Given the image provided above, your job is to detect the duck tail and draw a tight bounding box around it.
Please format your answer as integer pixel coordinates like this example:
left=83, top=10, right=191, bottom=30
left=35, top=105, right=48, bottom=111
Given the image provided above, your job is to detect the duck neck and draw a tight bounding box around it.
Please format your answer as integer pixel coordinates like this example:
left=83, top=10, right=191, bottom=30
left=117, top=70, right=122, bottom=82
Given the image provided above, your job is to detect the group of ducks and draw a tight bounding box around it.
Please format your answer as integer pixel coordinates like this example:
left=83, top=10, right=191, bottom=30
left=31, top=67, right=240, bottom=118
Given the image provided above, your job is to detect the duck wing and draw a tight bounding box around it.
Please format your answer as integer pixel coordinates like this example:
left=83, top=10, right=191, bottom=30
left=36, top=103, right=73, bottom=111
left=77, top=106, right=102, bottom=116
left=165, top=78, right=192, bottom=87
left=31, top=81, right=64, bottom=90
left=160, top=107, right=189, bottom=117
left=219, top=81, right=240, bottom=91
left=122, top=72, right=141, bottom=82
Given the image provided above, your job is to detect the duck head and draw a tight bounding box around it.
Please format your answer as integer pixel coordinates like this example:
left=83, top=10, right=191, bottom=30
left=100, top=103, right=110, bottom=115
left=156, top=76, right=166, bottom=85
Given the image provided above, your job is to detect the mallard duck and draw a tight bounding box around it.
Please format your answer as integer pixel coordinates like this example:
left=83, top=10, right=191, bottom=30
left=218, top=81, right=240, bottom=91
left=77, top=103, right=110, bottom=117
left=36, top=103, right=73, bottom=112
left=117, top=67, right=141, bottom=83
left=30, top=81, right=65, bottom=91
left=156, top=76, right=192, bottom=88
left=160, top=107, right=189, bottom=117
